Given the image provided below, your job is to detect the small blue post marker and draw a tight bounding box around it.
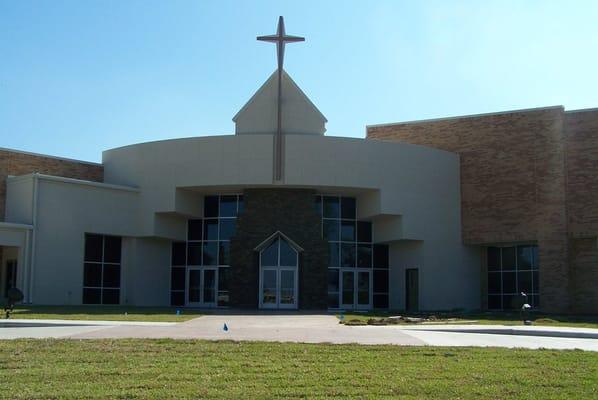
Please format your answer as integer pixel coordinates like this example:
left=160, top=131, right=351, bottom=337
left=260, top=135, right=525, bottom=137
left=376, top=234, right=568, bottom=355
left=223, top=323, right=229, bottom=332
left=176, top=309, right=181, bottom=316
left=338, top=313, right=345, bottom=321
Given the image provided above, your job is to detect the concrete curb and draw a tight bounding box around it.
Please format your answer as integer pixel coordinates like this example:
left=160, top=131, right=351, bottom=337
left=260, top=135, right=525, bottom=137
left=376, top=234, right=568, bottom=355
left=0, top=319, right=177, bottom=327
left=396, top=325, right=598, bottom=339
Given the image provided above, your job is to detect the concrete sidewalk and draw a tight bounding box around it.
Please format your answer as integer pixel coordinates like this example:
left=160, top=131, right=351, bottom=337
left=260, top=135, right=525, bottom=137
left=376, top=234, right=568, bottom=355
left=1, top=315, right=597, bottom=351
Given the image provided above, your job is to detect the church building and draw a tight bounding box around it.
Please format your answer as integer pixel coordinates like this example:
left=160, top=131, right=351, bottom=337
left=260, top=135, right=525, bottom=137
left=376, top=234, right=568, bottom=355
left=1, top=18, right=597, bottom=313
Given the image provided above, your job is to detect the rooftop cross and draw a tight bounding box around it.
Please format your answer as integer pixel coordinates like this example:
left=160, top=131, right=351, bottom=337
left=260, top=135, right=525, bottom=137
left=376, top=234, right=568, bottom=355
left=257, top=16, right=305, bottom=72
left=257, top=16, right=304, bottom=182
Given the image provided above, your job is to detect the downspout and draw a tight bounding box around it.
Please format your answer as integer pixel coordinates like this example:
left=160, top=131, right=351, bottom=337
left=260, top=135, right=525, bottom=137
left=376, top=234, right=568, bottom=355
left=22, top=228, right=30, bottom=301
left=28, top=174, right=39, bottom=303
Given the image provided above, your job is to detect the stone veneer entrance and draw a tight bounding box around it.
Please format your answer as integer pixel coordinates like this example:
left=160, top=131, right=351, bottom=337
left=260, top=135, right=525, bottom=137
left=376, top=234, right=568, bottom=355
left=229, top=189, right=328, bottom=309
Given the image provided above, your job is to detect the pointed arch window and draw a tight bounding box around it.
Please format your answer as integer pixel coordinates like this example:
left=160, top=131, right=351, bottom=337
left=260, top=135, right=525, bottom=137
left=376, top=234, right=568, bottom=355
left=256, top=232, right=301, bottom=309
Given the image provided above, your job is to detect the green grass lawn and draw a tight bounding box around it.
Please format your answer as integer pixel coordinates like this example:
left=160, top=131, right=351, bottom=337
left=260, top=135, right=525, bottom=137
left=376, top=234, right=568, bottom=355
left=7, top=306, right=202, bottom=322
left=338, top=311, right=598, bottom=329
left=0, top=340, right=596, bottom=399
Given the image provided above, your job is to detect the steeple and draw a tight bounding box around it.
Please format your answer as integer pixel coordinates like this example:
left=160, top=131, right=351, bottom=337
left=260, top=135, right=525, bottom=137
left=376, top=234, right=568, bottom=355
left=233, top=17, right=327, bottom=183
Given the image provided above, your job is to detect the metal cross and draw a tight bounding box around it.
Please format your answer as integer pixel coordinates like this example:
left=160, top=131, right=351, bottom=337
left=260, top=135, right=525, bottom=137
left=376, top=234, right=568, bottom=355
left=257, top=16, right=305, bottom=182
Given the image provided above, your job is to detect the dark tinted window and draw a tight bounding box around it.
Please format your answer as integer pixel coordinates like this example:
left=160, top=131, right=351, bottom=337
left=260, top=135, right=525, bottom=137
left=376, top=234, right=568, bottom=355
left=357, top=244, right=372, bottom=268
left=171, top=267, right=185, bottom=291
left=488, top=295, right=502, bottom=310
left=261, top=239, right=278, bottom=266
left=323, top=220, right=339, bottom=241
left=373, top=270, right=388, bottom=293
left=328, top=292, right=339, bottom=308
left=323, top=197, right=339, bottom=219
left=102, top=289, right=120, bottom=304
left=187, top=243, right=202, bottom=265
left=341, top=197, right=356, bottom=219
left=103, top=236, right=121, bottom=263
left=341, top=243, right=355, bottom=268
left=237, top=196, right=245, bottom=215
left=357, top=221, right=372, bottom=242
left=170, top=291, right=185, bottom=306
left=328, top=269, right=339, bottom=292
left=103, top=265, right=121, bottom=288
left=314, top=196, right=322, bottom=215
left=373, top=244, right=389, bottom=268
left=518, top=271, right=532, bottom=294
left=502, top=294, right=517, bottom=309
left=203, top=219, right=219, bottom=240
left=517, top=246, right=533, bottom=269
left=220, top=195, right=237, bottom=217
left=202, top=242, right=218, bottom=266
left=204, top=196, right=219, bottom=217
left=219, top=241, right=230, bottom=266
left=488, top=272, right=501, bottom=294
left=487, top=247, right=500, bottom=271
left=279, top=239, right=297, bottom=266
left=373, top=294, right=389, bottom=309
left=329, top=243, right=340, bottom=268
left=219, top=219, right=236, bottom=241
left=172, top=242, right=187, bottom=266
left=188, top=219, right=203, bottom=241
left=341, top=221, right=355, bottom=241
left=84, top=234, right=103, bottom=262
left=502, top=271, right=516, bottom=293
left=84, top=263, right=102, bottom=287
left=531, top=246, right=539, bottom=270
left=533, top=271, right=539, bottom=292
left=502, top=247, right=516, bottom=270
left=83, top=234, right=122, bottom=305
left=218, top=267, right=229, bottom=291
left=83, top=288, right=101, bottom=304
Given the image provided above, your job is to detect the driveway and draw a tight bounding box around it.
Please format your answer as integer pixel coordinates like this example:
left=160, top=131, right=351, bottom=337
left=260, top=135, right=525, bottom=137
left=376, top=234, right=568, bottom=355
left=2, top=314, right=598, bottom=351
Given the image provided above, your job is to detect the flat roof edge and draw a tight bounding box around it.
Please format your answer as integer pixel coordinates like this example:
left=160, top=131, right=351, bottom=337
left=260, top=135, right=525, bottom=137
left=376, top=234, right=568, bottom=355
left=0, top=147, right=102, bottom=166
left=0, top=221, right=34, bottom=230
left=366, top=105, right=565, bottom=130
left=7, top=173, right=139, bottom=192
left=565, top=107, right=598, bottom=114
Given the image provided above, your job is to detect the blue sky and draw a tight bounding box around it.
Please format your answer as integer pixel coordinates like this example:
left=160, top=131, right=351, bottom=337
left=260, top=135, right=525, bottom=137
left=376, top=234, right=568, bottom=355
left=1, top=0, right=597, bottom=162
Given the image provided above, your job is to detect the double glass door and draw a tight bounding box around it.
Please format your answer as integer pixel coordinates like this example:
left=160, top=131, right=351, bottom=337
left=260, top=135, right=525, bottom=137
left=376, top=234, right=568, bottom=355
left=341, top=270, right=371, bottom=310
left=260, top=268, right=297, bottom=309
left=187, top=268, right=217, bottom=307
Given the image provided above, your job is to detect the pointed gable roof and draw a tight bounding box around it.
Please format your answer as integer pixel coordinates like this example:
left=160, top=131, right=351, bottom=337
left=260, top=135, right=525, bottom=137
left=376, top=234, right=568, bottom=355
left=254, top=230, right=304, bottom=253
left=233, top=70, right=327, bottom=135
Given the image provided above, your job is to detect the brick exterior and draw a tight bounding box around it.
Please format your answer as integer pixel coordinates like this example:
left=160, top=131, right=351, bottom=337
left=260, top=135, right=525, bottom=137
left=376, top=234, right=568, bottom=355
left=367, top=106, right=598, bottom=313
left=565, top=109, right=598, bottom=312
left=229, top=189, right=328, bottom=309
left=0, top=149, right=104, bottom=220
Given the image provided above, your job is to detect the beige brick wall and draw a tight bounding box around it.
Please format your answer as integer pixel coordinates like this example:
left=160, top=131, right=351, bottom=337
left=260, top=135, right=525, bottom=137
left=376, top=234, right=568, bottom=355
left=566, top=109, right=598, bottom=313
left=0, top=149, right=104, bottom=220
left=367, top=107, right=571, bottom=312
left=566, top=109, right=598, bottom=236
left=569, top=238, right=598, bottom=314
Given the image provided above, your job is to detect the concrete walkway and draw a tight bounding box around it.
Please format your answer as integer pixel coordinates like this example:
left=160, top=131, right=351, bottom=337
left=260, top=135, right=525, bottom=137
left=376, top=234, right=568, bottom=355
left=2, top=315, right=598, bottom=351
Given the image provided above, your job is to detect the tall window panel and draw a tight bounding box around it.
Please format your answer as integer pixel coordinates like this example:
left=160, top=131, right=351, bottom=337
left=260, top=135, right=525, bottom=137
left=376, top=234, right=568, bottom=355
left=316, top=195, right=389, bottom=309
left=170, top=194, right=243, bottom=307
left=487, top=245, right=539, bottom=310
left=372, top=244, right=389, bottom=309
left=170, top=242, right=186, bottom=306
left=83, top=234, right=122, bottom=305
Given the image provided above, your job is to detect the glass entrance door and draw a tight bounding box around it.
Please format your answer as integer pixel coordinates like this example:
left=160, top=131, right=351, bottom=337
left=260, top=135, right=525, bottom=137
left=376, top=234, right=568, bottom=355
left=340, top=269, right=371, bottom=310
left=341, top=271, right=354, bottom=308
left=260, top=268, right=297, bottom=309
left=261, top=268, right=277, bottom=307
left=187, top=268, right=217, bottom=307
left=279, top=269, right=297, bottom=308
left=258, top=236, right=299, bottom=309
